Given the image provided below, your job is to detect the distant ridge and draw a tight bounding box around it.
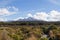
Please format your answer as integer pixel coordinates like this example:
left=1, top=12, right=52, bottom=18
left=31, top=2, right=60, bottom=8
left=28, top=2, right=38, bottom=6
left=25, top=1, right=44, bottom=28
left=18, top=17, right=43, bottom=21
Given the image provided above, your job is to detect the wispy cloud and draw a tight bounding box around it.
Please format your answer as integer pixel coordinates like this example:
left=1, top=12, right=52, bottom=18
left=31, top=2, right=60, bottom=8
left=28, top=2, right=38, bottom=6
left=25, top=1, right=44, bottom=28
left=0, top=0, right=15, bottom=7
left=49, top=0, right=60, bottom=5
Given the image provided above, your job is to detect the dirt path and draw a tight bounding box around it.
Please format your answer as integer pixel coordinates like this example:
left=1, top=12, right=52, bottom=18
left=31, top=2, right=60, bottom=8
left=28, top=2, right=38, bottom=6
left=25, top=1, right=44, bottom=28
left=0, top=27, right=13, bottom=40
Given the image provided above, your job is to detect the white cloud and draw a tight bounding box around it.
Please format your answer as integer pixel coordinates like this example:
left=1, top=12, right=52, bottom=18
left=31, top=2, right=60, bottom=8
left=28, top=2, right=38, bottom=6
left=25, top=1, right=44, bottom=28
left=33, top=12, right=48, bottom=21
left=27, top=13, right=32, bottom=17
left=48, top=10, right=60, bottom=21
left=32, top=10, right=60, bottom=21
left=0, top=6, right=18, bottom=16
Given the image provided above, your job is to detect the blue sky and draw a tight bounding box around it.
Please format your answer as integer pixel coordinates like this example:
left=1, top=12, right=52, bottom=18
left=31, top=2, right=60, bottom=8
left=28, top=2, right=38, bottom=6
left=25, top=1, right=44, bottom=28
left=0, top=0, right=60, bottom=21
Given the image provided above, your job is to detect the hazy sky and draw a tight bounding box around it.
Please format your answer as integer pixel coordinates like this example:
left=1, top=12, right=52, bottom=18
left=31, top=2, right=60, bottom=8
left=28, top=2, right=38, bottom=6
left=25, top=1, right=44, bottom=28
left=0, top=0, right=60, bottom=21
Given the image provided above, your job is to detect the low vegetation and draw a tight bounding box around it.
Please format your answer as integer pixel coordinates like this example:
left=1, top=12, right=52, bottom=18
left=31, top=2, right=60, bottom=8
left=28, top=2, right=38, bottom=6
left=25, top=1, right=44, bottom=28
left=0, top=22, right=60, bottom=40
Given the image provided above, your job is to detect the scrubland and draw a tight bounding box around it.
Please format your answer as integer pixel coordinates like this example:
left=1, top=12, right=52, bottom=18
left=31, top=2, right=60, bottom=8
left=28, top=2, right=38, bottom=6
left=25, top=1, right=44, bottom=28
left=0, top=24, right=60, bottom=40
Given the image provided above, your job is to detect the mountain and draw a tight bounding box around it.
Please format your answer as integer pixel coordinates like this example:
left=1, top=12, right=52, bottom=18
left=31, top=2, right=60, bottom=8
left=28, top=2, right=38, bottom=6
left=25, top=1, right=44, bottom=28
left=18, top=17, right=40, bottom=21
